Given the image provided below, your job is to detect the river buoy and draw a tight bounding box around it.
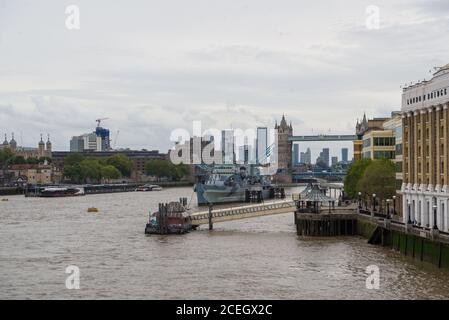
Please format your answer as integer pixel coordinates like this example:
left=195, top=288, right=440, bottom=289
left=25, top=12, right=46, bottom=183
left=87, top=207, right=99, bottom=213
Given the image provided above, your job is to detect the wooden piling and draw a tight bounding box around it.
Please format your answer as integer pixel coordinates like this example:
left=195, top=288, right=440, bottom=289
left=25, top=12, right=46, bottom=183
left=295, top=212, right=357, bottom=237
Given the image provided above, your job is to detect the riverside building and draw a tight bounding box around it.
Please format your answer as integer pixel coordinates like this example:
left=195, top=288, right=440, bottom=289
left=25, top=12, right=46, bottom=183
left=401, top=64, right=449, bottom=231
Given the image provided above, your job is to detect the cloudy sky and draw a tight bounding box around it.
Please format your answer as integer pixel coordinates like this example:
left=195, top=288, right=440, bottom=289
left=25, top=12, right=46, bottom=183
left=1, top=0, right=449, bottom=160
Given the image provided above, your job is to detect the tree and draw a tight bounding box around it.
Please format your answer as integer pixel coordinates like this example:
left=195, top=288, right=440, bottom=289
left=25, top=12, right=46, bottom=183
left=172, top=163, right=189, bottom=181
left=0, top=148, right=14, bottom=166
left=106, top=154, right=133, bottom=177
left=145, top=160, right=190, bottom=181
left=101, top=165, right=122, bottom=180
left=145, top=159, right=172, bottom=180
left=357, top=159, right=395, bottom=204
left=39, top=156, right=52, bottom=164
left=26, top=157, right=40, bottom=164
left=344, top=158, right=372, bottom=199
left=63, top=164, right=83, bottom=184
left=79, top=159, right=103, bottom=183
left=11, top=156, right=26, bottom=164
left=64, top=153, right=85, bottom=166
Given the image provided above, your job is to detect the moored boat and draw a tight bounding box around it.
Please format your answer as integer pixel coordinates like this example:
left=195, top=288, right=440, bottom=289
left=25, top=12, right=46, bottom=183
left=39, top=186, right=85, bottom=197
left=136, top=184, right=163, bottom=192
left=194, top=165, right=277, bottom=205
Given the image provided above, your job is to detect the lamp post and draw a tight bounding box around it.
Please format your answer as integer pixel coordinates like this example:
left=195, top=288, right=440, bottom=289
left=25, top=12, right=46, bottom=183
left=358, top=192, right=362, bottom=209
left=386, top=199, right=391, bottom=219
left=433, top=204, right=438, bottom=230
left=407, top=200, right=411, bottom=224
left=392, top=195, right=396, bottom=216
left=372, top=193, right=376, bottom=212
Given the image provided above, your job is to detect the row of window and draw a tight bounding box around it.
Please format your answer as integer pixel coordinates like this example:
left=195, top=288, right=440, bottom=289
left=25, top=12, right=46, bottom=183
left=407, top=88, right=448, bottom=105
left=373, top=151, right=395, bottom=159
left=373, top=137, right=395, bottom=146
left=362, top=151, right=396, bottom=159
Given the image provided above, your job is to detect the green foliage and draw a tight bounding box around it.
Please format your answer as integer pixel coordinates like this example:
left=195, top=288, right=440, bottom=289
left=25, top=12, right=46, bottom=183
left=344, top=158, right=372, bottom=198
left=11, top=156, right=26, bottom=164
left=63, top=164, right=83, bottom=184
left=25, top=157, right=40, bottom=164
left=101, top=165, right=122, bottom=180
left=106, top=154, right=133, bottom=177
left=357, top=159, right=396, bottom=201
left=0, top=148, right=14, bottom=166
left=39, top=156, right=52, bottom=164
left=63, top=153, right=129, bottom=183
left=145, top=160, right=189, bottom=181
left=64, top=153, right=85, bottom=166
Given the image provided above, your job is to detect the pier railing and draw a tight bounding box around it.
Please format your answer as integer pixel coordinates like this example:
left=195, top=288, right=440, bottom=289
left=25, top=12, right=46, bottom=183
left=190, top=200, right=296, bottom=226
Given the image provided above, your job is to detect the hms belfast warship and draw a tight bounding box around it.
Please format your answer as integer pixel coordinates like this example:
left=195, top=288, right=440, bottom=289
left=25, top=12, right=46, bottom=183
left=194, top=165, right=278, bottom=205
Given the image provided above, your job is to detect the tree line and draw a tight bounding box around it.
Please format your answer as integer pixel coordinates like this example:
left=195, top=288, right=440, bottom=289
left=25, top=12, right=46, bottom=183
left=63, top=153, right=132, bottom=184
left=63, top=154, right=189, bottom=183
left=144, top=159, right=189, bottom=181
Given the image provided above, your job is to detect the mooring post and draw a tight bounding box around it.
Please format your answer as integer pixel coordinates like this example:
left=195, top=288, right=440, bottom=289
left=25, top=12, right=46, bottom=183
left=208, top=204, right=213, bottom=231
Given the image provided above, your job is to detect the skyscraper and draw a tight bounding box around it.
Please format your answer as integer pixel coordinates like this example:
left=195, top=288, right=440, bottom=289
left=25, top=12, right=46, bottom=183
left=221, top=129, right=235, bottom=164
left=256, top=127, right=268, bottom=164
left=322, top=148, right=330, bottom=167
left=331, top=156, right=338, bottom=166
left=300, top=147, right=311, bottom=164
left=341, top=148, right=348, bottom=163
left=293, top=144, right=299, bottom=166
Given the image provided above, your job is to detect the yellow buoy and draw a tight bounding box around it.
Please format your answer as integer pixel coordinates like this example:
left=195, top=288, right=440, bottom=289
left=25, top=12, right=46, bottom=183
left=87, top=207, right=99, bottom=213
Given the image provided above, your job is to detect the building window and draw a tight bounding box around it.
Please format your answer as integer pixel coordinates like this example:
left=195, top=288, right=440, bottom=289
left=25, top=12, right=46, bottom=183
left=396, top=143, right=402, bottom=155
left=373, top=151, right=395, bottom=159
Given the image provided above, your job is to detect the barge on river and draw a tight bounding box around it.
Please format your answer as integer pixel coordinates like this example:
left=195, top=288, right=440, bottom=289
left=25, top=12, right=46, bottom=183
left=145, top=199, right=195, bottom=235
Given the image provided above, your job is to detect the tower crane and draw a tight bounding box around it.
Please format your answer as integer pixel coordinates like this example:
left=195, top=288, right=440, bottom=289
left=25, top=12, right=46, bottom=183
left=95, top=117, right=109, bottom=128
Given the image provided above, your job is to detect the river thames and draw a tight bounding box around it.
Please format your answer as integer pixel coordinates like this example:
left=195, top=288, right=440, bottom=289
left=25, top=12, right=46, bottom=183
left=1, top=187, right=449, bottom=299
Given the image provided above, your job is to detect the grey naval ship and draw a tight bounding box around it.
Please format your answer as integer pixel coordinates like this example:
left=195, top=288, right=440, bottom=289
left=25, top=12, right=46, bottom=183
left=194, top=165, right=281, bottom=205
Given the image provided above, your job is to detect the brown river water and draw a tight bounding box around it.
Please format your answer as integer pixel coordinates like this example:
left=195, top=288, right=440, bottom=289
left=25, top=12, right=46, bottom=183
left=1, top=186, right=449, bottom=299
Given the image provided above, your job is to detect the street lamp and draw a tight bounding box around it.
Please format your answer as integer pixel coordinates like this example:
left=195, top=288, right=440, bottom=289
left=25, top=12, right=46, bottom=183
left=433, top=204, right=438, bottom=230
left=358, top=192, right=362, bottom=209
left=407, top=200, right=412, bottom=224
left=372, top=193, right=377, bottom=212
left=387, top=199, right=391, bottom=219
left=392, top=195, right=396, bottom=216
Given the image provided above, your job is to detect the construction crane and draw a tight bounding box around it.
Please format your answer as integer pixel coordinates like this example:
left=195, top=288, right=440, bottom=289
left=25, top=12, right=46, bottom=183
left=95, top=117, right=109, bottom=128
left=113, top=130, right=120, bottom=149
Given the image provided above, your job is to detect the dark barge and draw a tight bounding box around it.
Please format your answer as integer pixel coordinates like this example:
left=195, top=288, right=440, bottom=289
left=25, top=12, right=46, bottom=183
left=145, top=198, right=195, bottom=235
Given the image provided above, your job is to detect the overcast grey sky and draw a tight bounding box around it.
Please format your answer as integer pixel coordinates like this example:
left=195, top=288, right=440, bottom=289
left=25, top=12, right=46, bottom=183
left=1, top=0, right=449, bottom=160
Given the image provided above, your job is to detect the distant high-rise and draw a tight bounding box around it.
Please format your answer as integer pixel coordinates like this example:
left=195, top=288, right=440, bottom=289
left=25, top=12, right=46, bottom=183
left=292, top=144, right=299, bottom=166
left=300, top=147, right=311, bottom=164
left=256, top=127, right=268, bottom=164
left=221, top=129, right=235, bottom=164
left=238, top=137, right=250, bottom=164
left=331, top=156, right=338, bottom=166
left=321, top=148, right=330, bottom=167
left=70, top=125, right=111, bottom=152
left=341, top=148, right=348, bottom=163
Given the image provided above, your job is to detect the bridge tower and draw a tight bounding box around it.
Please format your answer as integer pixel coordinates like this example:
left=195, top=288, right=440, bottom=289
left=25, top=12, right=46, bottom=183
left=275, top=115, right=293, bottom=182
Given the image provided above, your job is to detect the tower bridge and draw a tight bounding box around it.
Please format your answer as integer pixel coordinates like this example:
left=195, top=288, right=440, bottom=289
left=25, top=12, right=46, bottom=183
left=289, top=135, right=357, bottom=142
